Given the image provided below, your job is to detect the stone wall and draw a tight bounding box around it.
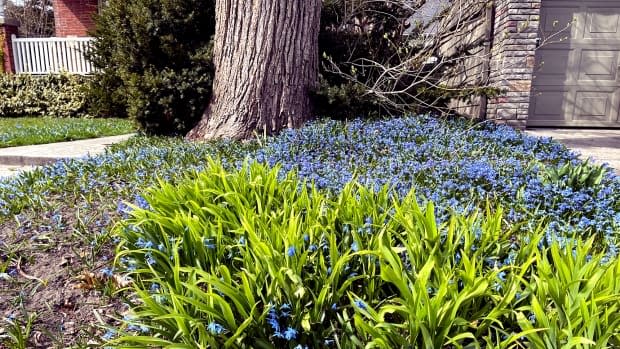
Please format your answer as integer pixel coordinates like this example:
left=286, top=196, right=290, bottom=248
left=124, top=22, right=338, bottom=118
left=437, top=0, right=542, bottom=129
left=54, top=0, right=98, bottom=37
left=486, top=0, right=541, bottom=128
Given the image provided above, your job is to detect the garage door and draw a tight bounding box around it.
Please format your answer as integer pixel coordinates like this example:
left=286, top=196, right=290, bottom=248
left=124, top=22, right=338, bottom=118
left=529, top=0, right=620, bottom=127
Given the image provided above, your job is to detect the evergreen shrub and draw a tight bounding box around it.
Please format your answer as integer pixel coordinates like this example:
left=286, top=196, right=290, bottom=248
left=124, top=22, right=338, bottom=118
left=87, top=0, right=215, bottom=134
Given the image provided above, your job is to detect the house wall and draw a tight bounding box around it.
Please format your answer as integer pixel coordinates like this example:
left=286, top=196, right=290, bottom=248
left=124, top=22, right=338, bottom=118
left=54, top=0, right=98, bottom=37
left=0, top=19, right=18, bottom=73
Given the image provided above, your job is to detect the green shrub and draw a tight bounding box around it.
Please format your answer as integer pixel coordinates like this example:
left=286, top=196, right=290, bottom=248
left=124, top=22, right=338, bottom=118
left=87, top=0, right=215, bottom=135
left=0, top=73, right=89, bottom=118
left=315, top=2, right=414, bottom=119
left=87, top=0, right=446, bottom=133
left=111, top=161, right=620, bottom=347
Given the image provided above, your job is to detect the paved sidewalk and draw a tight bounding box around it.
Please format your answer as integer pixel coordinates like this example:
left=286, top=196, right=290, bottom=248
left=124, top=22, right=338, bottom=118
left=526, top=129, right=620, bottom=174
left=0, top=134, right=135, bottom=178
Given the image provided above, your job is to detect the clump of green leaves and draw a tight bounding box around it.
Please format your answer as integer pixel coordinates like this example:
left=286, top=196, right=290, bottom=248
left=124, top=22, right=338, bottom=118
left=540, top=159, right=607, bottom=192
left=111, top=161, right=620, bottom=347
left=1, top=311, right=38, bottom=349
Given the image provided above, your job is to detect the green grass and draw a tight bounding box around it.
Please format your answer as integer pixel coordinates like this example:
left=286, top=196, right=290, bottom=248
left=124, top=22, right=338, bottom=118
left=0, top=118, right=136, bottom=148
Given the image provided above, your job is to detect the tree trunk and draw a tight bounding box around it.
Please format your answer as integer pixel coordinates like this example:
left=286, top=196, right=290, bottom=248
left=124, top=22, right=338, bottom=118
left=186, top=0, right=321, bottom=140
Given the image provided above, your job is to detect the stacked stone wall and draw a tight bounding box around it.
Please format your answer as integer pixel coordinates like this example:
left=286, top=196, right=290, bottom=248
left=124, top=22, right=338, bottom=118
left=486, top=0, right=541, bottom=128
left=437, top=0, right=541, bottom=128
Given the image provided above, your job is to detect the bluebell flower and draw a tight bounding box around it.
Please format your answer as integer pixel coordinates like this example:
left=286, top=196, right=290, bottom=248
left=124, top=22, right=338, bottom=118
left=283, top=327, right=298, bottom=340
left=353, top=299, right=366, bottom=310
left=207, top=322, right=225, bottom=335
left=150, top=283, right=160, bottom=293
left=280, top=303, right=292, bottom=318
left=351, top=242, right=359, bottom=252
left=102, top=329, right=116, bottom=340
left=203, top=238, right=216, bottom=249
left=497, top=271, right=507, bottom=282
left=134, top=194, right=150, bottom=210
left=287, top=246, right=296, bottom=257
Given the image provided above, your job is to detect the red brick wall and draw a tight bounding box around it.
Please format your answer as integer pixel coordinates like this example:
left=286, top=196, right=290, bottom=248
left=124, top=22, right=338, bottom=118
left=1, top=22, right=19, bottom=73
left=54, top=0, right=98, bottom=37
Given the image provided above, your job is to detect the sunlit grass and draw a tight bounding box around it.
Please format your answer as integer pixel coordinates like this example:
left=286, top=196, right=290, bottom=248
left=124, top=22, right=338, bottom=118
left=0, top=118, right=136, bottom=148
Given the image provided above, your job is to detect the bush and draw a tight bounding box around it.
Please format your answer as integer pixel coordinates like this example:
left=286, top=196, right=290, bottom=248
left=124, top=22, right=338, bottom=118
left=87, top=0, right=442, bottom=133
left=315, top=1, right=415, bottom=119
left=0, top=73, right=89, bottom=118
left=87, top=0, right=215, bottom=135
left=110, top=161, right=620, bottom=347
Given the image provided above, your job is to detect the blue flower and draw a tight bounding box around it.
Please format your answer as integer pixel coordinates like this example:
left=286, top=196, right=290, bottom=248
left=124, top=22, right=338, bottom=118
left=102, top=329, right=116, bottom=340
left=203, top=238, right=216, bottom=249
left=353, top=299, right=366, bottom=310
left=287, top=246, right=296, bottom=257
left=351, top=242, right=359, bottom=252
left=284, top=327, right=298, bottom=340
left=207, top=322, right=225, bottom=335
left=134, top=194, right=150, bottom=210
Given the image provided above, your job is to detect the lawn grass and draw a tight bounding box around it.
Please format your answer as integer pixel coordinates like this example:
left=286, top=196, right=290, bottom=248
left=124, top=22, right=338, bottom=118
left=0, top=116, right=618, bottom=347
left=0, top=117, right=136, bottom=148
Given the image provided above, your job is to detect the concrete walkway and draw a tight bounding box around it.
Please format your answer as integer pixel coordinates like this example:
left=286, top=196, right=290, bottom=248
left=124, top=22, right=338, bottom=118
left=526, top=129, right=620, bottom=174
left=0, top=134, right=135, bottom=178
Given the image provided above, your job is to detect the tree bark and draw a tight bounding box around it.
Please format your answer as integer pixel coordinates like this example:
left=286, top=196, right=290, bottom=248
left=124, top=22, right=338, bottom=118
left=186, top=0, right=321, bottom=140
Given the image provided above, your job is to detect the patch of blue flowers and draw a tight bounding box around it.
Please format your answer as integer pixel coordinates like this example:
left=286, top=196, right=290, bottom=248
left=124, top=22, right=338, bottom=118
left=1, top=116, right=618, bottom=251
left=255, top=116, right=620, bottom=251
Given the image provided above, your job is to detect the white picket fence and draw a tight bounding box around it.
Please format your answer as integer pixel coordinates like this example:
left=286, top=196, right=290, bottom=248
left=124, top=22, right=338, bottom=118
left=11, top=35, right=96, bottom=75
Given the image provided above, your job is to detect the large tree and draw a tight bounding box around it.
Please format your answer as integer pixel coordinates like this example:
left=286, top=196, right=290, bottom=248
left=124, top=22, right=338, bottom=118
left=186, top=0, right=322, bottom=140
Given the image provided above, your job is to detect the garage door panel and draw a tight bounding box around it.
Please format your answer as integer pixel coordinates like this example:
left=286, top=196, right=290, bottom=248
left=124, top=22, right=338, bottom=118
left=540, top=6, right=579, bottom=39
left=535, top=49, right=572, bottom=82
left=530, top=89, right=571, bottom=120
left=573, top=91, right=617, bottom=121
left=577, top=50, right=619, bottom=81
left=529, top=0, right=620, bottom=127
left=584, top=8, right=620, bottom=39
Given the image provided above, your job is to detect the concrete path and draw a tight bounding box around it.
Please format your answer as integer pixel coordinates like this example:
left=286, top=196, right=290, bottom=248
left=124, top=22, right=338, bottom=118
left=0, top=134, right=135, bottom=178
left=526, top=129, right=620, bottom=174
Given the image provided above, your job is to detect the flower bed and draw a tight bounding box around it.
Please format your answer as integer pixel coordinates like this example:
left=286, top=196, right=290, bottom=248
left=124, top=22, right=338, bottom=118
left=0, top=116, right=618, bottom=347
left=111, top=162, right=620, bottom=347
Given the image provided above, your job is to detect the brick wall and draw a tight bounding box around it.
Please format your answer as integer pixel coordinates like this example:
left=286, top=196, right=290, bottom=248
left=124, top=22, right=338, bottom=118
left=54, top=0, right=98, bottom=37
left=1, top=20, right=19, bottom=73
left=486, top=0, right=541, bottom=128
